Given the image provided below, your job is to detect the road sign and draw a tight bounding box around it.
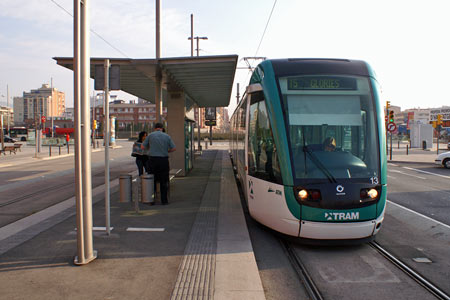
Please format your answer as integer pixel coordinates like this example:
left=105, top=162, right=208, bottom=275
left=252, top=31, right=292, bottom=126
left=387, top=122, right=397, bottom=132
left=205, top=120, right=216, bottom=126
left=41, top=116, right=46, bottom=123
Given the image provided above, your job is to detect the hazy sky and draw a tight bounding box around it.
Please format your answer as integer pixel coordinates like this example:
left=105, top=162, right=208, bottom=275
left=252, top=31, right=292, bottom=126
left=1, top=0, right=449, bottom=115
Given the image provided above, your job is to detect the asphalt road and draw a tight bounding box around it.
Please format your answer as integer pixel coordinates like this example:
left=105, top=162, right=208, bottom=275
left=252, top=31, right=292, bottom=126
left=387, top=161, right=450, bottom=225
left=0, top=140, right=136, bottom=227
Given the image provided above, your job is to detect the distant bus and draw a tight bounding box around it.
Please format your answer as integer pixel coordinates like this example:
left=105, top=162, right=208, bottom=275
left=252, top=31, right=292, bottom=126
left=42, top=127, right=74, bottom=137
left=9, top=126, right=28, bottom=141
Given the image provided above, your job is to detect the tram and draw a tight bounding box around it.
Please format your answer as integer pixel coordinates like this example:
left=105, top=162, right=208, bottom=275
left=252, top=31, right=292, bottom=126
left=230, top=59, right=387, bottom=242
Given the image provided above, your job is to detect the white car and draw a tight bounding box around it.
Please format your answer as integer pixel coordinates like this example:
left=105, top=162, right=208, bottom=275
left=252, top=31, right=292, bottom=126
left=435, top=151, right=450, bottom=169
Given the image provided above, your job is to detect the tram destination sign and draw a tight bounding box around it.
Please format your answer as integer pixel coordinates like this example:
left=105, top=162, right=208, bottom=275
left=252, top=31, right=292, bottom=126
left=288, top=76, right=357, bottom=90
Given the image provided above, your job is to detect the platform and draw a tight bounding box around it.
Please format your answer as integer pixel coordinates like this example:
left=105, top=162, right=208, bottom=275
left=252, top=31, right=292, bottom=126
left=0, top=149, right=265, bottom=300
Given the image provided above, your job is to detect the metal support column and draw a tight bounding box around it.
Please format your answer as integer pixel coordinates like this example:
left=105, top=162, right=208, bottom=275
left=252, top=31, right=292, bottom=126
left=104, top=59, right=111, bottom=235
left=155, top=0, right=162, bottom=123
left=74, top=0, right=96, bottom=265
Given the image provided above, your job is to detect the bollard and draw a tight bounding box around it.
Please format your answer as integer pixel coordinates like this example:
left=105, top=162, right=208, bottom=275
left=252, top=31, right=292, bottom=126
left=59, top=146, right=61, bottom=155
left=49, top=145, right=52, bottom=157
left=406, top=144, right=409, bottom=155
left=119, top=174, right=132, bottom=202
left=141, top=174, right=155, bottom=204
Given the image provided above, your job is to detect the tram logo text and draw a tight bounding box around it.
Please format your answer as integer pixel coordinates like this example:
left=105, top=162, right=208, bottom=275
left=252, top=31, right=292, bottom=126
left=325, top=212, right=360, bottom=221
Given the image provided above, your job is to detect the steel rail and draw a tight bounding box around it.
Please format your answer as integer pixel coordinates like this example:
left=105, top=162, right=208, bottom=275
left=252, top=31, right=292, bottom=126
left=369, top=241, right=450, bottom=300
left=281, top=240, right=324, bottom=300
left=0, top=165, right=129, bottom=209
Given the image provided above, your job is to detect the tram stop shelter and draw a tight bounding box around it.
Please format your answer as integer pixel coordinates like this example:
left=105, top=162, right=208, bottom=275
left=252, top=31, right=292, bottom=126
left=54, top=55, right=238, bottom=176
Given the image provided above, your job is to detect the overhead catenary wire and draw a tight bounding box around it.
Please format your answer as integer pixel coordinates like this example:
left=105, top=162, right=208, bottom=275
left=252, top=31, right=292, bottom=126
left=254, top=0, right=278, bottom=57
left=241, top=0, right=278, bottom=87
left=49, top=0, right=130, bottom=58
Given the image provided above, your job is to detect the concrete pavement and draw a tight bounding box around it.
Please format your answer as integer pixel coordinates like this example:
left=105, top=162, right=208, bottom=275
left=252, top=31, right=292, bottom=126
left=388, top=141, right=449, bottom=164
left=0, top=146, right=265, bottom=300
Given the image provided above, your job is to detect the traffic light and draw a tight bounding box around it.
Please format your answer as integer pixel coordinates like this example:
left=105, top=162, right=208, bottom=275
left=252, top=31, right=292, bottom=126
left=389, top=110, right=394, bottom=123
left=93, top=120, right=97, bottom=129
left=437, top=114, right=443, bottom=125
left=386, top=101, right=390, bottom=110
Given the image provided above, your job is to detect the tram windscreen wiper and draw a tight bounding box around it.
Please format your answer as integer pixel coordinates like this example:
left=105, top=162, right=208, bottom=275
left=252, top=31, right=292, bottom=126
left=303, top=146, right=337, bottom=183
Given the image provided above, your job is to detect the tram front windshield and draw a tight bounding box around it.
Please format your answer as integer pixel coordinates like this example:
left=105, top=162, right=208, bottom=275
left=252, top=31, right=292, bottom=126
left=278, top=75, right=380, bottom=183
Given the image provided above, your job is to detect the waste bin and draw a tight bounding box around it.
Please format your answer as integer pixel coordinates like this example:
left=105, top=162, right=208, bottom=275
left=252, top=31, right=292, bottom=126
left=141, top=174, right=155, bottom=204
left=119, top=174, right=132, bottom=202
left=422, top=140, right=427, bottom=150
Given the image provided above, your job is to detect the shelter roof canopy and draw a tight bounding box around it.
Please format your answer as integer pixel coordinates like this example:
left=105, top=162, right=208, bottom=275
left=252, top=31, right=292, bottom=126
left=53, top=55, right=238, bottom=108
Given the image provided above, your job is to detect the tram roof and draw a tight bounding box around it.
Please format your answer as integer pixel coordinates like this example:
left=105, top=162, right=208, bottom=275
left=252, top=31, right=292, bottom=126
left=268, top=58, right=372, bottom=77
left=53, top=55, right=238, bottom=108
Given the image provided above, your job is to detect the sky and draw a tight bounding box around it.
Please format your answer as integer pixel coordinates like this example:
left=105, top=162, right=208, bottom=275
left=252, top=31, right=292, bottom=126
left=1, top=0, right=449, bottom=116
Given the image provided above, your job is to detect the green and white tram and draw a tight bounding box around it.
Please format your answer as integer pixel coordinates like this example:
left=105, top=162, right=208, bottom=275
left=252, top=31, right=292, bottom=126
left=230, top=59, right=387, bottom=242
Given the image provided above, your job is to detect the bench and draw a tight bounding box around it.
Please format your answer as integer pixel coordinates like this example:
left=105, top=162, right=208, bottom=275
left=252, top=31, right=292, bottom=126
left=1, top=146, right=16, bottom=155
left=14, top=143, right=22, bottom=152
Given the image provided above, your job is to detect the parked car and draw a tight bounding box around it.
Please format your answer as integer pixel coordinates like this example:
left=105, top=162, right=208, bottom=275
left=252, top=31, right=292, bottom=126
left=3, top=135, right=17, bottom=143
left=435, top=151, right=450, bottom=169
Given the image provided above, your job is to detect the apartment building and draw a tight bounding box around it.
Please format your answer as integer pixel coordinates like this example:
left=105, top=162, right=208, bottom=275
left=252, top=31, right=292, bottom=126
left=13, top=84, right=65, bottom=126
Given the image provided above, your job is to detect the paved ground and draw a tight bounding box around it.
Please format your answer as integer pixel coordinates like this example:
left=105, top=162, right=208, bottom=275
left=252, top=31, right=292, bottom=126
left=0, top=139, right=446, bottom=300
left=0, top=146, right=264, bottom=300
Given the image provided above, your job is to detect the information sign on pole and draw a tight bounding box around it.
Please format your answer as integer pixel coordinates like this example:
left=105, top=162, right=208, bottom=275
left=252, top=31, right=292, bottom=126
left=205, top=120, right=216, bottom=126
left=205, top=107, right=216, bottom=120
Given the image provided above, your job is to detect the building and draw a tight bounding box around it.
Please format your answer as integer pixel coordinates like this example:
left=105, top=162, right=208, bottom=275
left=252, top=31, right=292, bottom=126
left=13, top=84, right=65, bottom=127
left=62, top=107, right=74, bottom=121
left=0, top=106, right=14, bottom=130
left=92, top=100, right=167, bottom=130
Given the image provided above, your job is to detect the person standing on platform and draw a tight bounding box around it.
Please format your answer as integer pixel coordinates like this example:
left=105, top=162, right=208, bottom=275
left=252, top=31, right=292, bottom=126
left=142, top=123, right=176, bottom=205
left=132, top=131, right=150, bottom=176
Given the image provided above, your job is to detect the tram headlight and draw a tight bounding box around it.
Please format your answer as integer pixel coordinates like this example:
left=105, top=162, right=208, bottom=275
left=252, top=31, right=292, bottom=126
left=367, top=188, right=378, bottom=199
left=298, top=189, right=308, bottom=200
left=360, top=187, right=380, bottom=202
left=295, top=188, right=322, bottom=204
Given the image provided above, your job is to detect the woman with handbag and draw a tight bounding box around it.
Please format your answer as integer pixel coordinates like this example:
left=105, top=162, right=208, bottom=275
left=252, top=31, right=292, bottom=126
left=132, top=131, right=150, bottom=176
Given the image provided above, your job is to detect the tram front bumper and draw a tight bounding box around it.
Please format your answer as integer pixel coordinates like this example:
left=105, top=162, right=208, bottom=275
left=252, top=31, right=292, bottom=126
left=299, top=213, right=384, bottom=240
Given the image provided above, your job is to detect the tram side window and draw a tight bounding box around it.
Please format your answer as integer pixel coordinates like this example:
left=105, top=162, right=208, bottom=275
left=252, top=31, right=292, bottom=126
left=247, top=92, right=282, bottom=184
left=237, top=99, right=247, bottom=165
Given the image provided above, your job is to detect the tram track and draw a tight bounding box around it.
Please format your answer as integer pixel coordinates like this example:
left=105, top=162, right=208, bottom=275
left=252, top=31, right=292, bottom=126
left=281, top=238, right=449, bottom=300
left=0, top=163, right=134, bottom=209
left=280, top=239, right=324, bottom=300
left=369, top=241, right=450, bottom=300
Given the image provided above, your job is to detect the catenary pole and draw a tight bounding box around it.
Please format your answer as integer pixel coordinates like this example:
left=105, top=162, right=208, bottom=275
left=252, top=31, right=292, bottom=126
left=190, top=15, right=201, bottom=151
left=51, top=78, right=54, bottom=137
left=104, top=59, right=111, bottom=235
left=80, top=0, right=96, bottom=263
left=7, top=84, right=10, bottom=134
left=155, top=0, right=162, bottom=123
left=73, top=0, right=85, bottom=265
left=190, top=14, right=194, bottom=56
left=74, top=0, right=96, bottom=265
